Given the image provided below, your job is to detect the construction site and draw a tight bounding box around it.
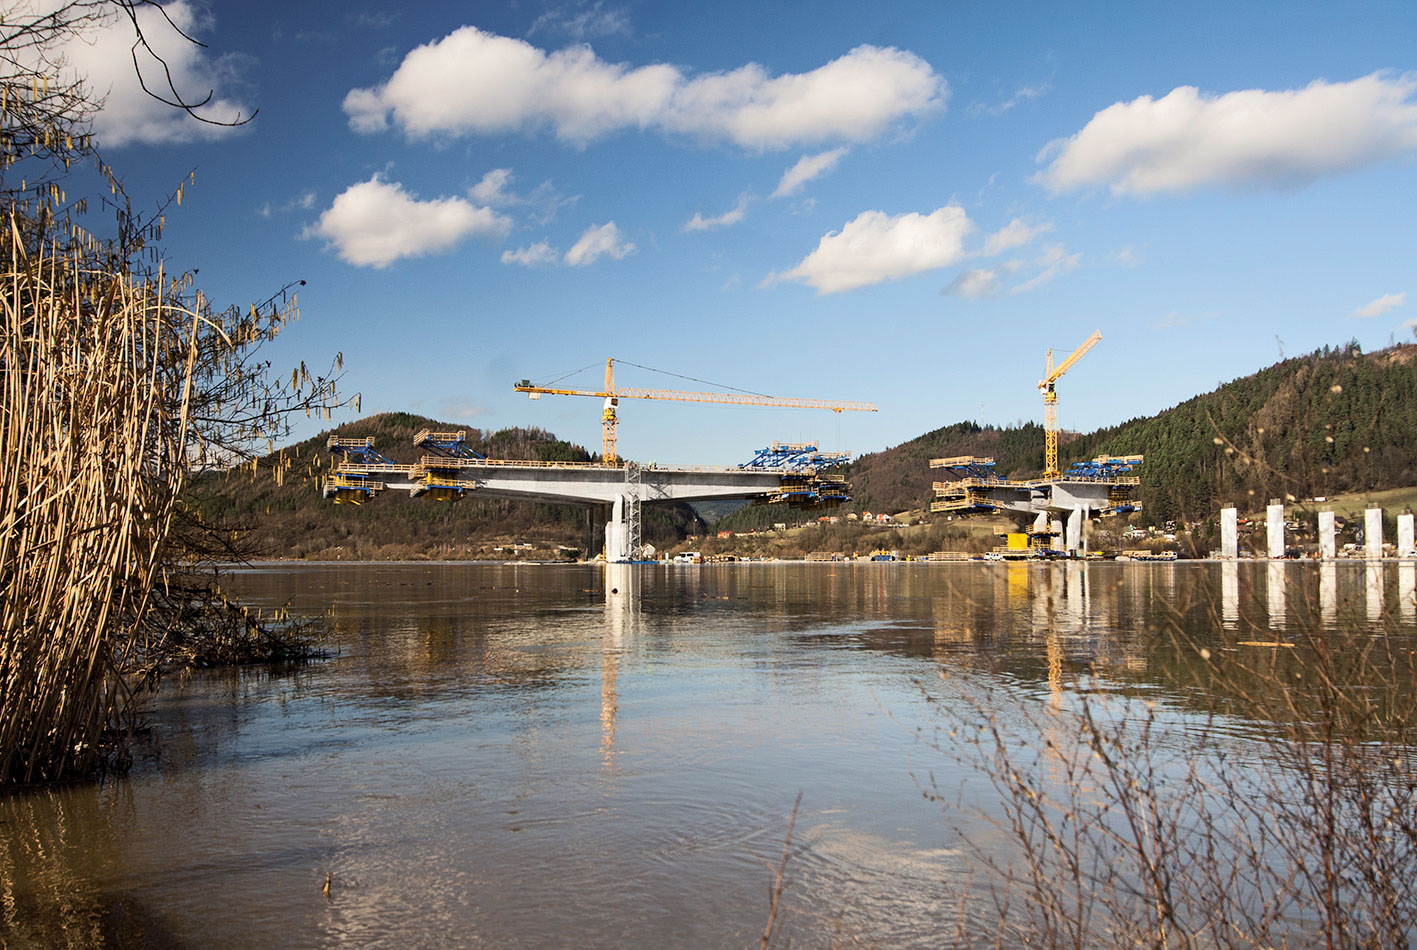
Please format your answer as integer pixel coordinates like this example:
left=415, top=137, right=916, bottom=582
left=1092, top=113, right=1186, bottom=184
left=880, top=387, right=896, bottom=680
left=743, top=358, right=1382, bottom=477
left=321, top=358, right=876, bottom=562
left=320, top=337, right=1150, bottom=562
left=926, top=331, right=1146, bottom=559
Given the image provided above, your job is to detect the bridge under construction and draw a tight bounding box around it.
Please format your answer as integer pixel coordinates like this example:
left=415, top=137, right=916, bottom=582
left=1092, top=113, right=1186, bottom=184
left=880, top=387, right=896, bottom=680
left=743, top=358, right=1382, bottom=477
left=926, top=332, right=1146, bottom=557
left=323, top=431, right=851, bottom=561
left=930, top=454, right=1143, bottom=556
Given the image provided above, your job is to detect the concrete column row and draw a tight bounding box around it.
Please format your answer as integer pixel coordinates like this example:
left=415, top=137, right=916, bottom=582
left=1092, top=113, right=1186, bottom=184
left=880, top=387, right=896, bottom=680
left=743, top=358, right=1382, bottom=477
left=1219, top=504, right=1416, bottom=559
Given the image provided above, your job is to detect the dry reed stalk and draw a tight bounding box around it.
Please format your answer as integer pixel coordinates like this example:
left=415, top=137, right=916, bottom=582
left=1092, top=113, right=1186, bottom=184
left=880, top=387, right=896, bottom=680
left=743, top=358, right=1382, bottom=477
left=0, top=212, right=201, bottom=784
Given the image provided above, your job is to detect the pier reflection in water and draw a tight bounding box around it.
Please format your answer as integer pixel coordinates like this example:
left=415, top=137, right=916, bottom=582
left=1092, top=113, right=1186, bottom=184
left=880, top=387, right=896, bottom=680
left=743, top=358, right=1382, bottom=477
left=1, top=560, right=1415, bottom=949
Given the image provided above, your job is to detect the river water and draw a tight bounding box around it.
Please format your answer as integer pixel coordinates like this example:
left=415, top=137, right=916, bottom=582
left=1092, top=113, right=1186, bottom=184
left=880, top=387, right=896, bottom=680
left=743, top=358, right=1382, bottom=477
left=3, top=560, right=1416, bottom=948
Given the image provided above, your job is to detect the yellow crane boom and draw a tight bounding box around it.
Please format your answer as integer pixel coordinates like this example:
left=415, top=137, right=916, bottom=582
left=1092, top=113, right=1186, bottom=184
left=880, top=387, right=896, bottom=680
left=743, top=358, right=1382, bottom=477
left=514, top=358, right=877, bottom=466
left=1037, top=330, right=1101, bottom=479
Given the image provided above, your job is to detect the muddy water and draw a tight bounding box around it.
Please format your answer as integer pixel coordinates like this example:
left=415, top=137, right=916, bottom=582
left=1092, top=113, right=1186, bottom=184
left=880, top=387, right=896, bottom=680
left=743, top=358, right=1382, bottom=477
left=3, top=560, right=1414, bottom=948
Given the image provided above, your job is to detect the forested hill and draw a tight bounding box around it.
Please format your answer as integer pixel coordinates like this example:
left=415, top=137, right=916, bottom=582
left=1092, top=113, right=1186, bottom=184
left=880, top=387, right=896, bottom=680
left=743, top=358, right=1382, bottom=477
left=191, top=412, right=705, bottom=560
left=842, top=342, right=1417, bottom=524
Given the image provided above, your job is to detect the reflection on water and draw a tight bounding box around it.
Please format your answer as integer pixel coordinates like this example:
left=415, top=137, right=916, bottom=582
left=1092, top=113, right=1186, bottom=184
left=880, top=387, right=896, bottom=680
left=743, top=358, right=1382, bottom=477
left=1267, top=561, right=1286, bottom=630
left=3, top=561, right=1416, bottom=948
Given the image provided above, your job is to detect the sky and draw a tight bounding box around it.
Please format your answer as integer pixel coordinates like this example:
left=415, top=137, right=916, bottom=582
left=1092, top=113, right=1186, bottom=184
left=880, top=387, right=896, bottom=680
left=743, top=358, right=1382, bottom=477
left=50, top=0, right=1417, bottom=466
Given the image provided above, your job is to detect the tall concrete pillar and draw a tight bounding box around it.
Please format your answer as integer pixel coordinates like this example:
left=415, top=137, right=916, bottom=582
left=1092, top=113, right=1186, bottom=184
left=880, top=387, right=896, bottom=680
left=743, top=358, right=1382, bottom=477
left=1318, top=510, right=1337, bottom=559
left=1220, top=507, right=1238, bottom=559
left=1365, top=508, right=1383, bottom=559
left=1066, top=507, right=1084, bottom=554
left=605, top=494, right=631, bottom=563
left=1050, top=519, right=1064, bottom=548
left=1398, top=513, right=1415, bottom=558
left=1267, top=503, right=1285, bottom=559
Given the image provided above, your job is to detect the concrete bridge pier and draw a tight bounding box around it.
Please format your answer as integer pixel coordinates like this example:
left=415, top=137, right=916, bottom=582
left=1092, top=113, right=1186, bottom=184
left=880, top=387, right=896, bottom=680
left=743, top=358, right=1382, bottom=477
left=604, top=494, right=632, bottom=563
left=1366, top=508, right=1384, bottom=559
left=1220, top=507, right=1238, bottom=559
left=1066, top=507, right=1084, bottom=555
left=1400, top=513, right=1415, bottom=558
left=1318, top=510, right=1337, bottom=559
left=1267, top=503, right=1285, bottom=559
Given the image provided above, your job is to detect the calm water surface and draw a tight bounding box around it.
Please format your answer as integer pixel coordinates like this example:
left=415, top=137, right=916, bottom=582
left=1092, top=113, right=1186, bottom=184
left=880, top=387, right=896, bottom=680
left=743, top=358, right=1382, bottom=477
left=3, top=560, right=1415, bottom=948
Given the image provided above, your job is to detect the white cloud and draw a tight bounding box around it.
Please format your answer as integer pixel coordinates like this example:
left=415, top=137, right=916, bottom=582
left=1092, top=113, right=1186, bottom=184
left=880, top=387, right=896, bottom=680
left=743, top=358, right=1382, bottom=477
left=344, top=29, right=943, bottom=148
left=470, top=168, right=517, bottom=205
left=501, top=241, right=559, bottom=267
left=41, top=0, right=253, bottom=146
left=527, top=2, right=632, bottom=41
left=1347, top=291, right=1406, bottom=319
left=981, top=217, right=1053, bottom=256
left=944, top=268, right=1002, bottom=298
left=771, top=148, right=848, bottom=198
left=257, top=190, right=318, bottom=218
left=1037, top=72, right=1417, bottom=194
left=307, top=176, right=512, bottom=268
left=770, top=205, right=974, bottom=294
left=466, top=169, right=578, bottom=224
left=968, top=80, right=1050, bottom=117
left=684, top=193, right=750, bottom=232
left=1108, top=244, right=1143, bottom=267
left=1009, top=244, right=1081, bottom=294
left=944, top=243, right=1080, bottom=298
left=565, top=222, right=634, bottom=266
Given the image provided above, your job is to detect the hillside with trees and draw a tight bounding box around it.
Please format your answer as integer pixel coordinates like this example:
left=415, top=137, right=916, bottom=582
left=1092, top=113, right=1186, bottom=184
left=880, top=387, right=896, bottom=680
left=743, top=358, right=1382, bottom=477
left=194, top=412, right=707, bottom=559
left=720, top=341, right=1417, bottom=532
left=211, top=342, right=1417, bottom=557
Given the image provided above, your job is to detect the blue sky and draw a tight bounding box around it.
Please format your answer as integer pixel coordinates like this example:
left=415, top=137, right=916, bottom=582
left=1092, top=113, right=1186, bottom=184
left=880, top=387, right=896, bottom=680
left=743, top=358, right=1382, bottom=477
left=60, top=0, right=1417, bottom=465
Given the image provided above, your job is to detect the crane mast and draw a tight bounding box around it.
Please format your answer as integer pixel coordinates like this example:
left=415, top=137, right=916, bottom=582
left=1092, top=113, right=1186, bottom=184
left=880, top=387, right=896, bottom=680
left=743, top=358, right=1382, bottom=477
left=1037, top=330, right=1101, bottom=479
left=515, top=357, right=877, bottom=466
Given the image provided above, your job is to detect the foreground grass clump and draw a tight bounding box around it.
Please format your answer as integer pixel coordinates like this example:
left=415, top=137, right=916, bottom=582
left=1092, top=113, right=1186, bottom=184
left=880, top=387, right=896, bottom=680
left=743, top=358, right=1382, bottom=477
left=925, top=584, right=1417, bottom=949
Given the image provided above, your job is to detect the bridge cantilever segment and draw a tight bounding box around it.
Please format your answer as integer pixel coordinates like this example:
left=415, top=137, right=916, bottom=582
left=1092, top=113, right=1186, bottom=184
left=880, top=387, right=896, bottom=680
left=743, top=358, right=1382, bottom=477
left=321, top=424, right=860, bottom=560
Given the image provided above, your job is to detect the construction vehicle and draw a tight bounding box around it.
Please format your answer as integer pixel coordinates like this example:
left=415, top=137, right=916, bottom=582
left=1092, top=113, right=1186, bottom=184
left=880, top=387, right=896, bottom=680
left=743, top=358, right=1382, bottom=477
left=1038, top=330, right=1101, bottom=478
left=514, top=358, right=876, bottom=466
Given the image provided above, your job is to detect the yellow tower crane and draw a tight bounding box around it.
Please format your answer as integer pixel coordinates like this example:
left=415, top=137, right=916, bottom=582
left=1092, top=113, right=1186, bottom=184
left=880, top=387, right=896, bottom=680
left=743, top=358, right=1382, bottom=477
left=1037, top=330, right=1102, bottom=479
left=514, top=358, right=877, bottom=466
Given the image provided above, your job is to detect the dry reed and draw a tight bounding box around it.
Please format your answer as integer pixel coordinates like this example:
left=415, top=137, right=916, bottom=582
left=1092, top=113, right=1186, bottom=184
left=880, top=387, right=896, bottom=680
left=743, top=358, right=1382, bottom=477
left=0, top=212, right=203, bottom=784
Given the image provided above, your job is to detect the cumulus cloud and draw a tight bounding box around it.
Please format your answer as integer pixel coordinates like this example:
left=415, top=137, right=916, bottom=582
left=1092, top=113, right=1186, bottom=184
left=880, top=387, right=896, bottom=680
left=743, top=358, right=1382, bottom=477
left=501, top=241, right=559, bottom=267
left=40, top=0, right=253, bottom=146
left=683, top=193, right=750, bottom=232
left=771, top=148, right=848, bottom=198
left=769, top=205, right=974, bottom=294
left=1037, top=72, right=1417, bottom=194
left=307, top=176, right=512, bottom=268
left=1347, top=291, right=1406, bottom=319
left=470, top=168, right=517, bottom=205
left=981, top=217, right=1053, bottom=256
left=565, top=221, right=634, bottom=266
left=344, top=29, right=943, bottom=148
